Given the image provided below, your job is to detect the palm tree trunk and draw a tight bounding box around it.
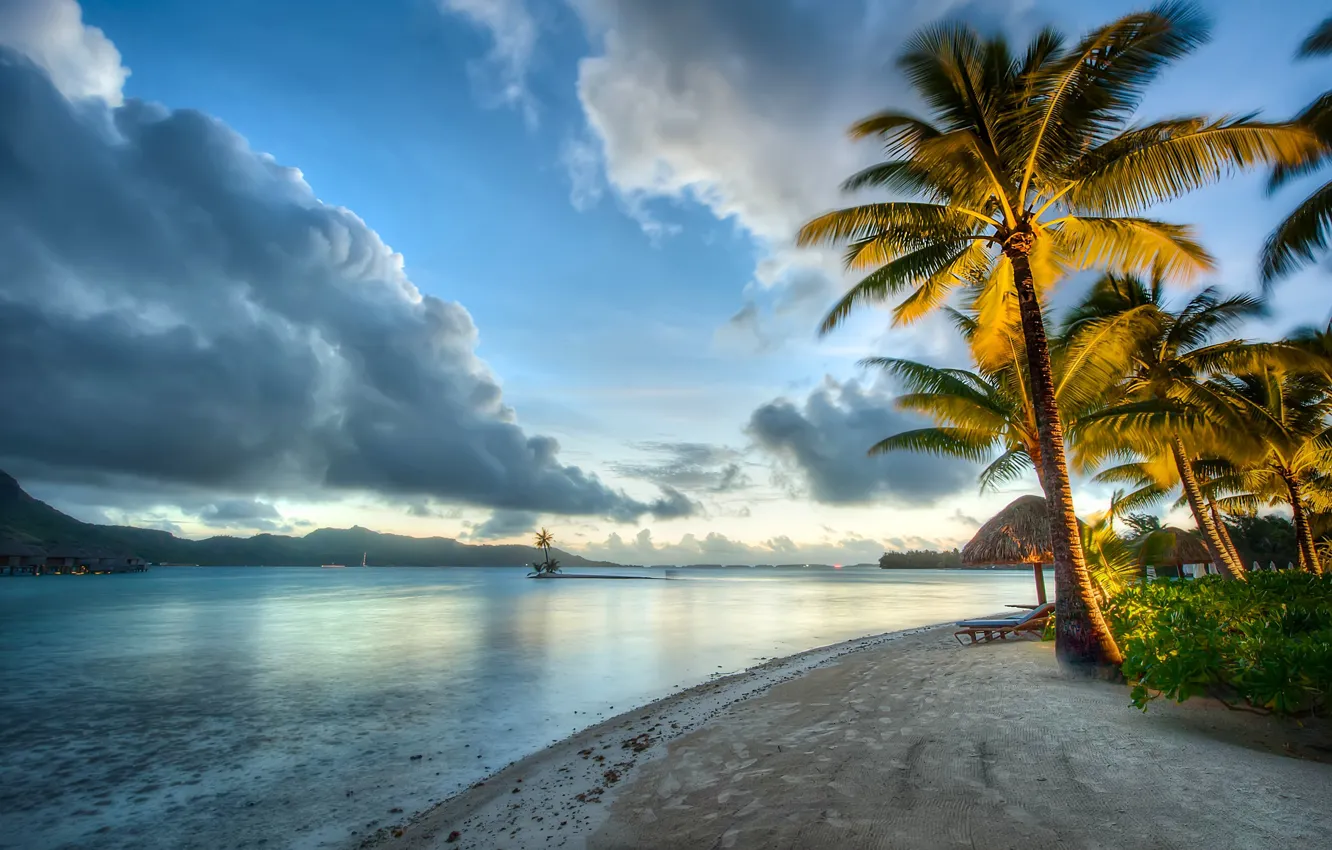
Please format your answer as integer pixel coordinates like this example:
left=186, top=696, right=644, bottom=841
left=1006, top=234, right=1122, bottom=672
left=1169, top=440, right=1244, bottom=580
left=1284, top=475, right=1322, bottom=575
left=1209, top=500, right=1246, bottom=574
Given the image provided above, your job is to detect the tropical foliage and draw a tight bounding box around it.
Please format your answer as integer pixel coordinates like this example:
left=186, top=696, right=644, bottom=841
left=1105, top=573, right=1332, bottom=715
left=797, top=1, right=1319, bottom=672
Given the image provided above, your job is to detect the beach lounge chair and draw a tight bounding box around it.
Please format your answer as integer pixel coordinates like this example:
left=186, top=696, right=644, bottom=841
left=953, top=603, right=1055, bottom=646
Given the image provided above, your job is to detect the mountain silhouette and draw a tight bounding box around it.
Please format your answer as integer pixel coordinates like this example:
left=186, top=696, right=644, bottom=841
left=0, top=471, right=616, bottom=567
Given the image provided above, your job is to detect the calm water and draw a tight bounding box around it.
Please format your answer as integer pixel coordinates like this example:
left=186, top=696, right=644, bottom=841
left=0, top=565, right=1042, bottom=850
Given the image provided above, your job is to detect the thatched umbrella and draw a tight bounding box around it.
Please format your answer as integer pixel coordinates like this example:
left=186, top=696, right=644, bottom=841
left=961, top=495, right=1052, bottom=604
left=1140, top=526, right=1211, bottom=577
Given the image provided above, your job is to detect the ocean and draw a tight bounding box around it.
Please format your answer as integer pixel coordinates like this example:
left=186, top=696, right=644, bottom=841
left=0, top=565, right=1043, bottom=850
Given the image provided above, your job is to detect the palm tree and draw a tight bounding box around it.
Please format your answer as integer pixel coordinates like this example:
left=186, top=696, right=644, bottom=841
left=534, top=527, right=554, bottom=566
left=796, top=5, right=1315, bottom=670
left=1065, top=274, right=1266, bottom=580
left=1261, top=16, right=1332, bottom=282
left=1201, top=368, right=1332, bottom=574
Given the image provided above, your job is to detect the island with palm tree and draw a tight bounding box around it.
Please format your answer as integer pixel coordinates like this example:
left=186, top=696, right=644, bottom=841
left=526, top=527, right=659, bottom=580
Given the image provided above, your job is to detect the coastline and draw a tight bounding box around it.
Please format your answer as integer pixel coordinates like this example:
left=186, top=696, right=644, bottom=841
left=362, top=623, right=1332, bottom=850
left=356, top=623, right=948, bottom=850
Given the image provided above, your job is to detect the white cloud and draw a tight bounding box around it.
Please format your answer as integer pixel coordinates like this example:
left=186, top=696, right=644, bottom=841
left=560, top=130, right=603, bottom=211
left=579, top=526, right=898, bottom=566
left=564, top=0, right=1030, bottom=348
left=0, top=0, right=128, bottom=104
left=437, top=0, right=538, bottom=124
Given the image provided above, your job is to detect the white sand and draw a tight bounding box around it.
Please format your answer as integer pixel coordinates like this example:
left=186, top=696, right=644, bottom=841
left=362, top=626, right=1332, bottom=850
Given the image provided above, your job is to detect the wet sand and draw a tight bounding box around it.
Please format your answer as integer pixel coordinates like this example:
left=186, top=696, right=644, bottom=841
left=366, top=625, right=1332, bottom=850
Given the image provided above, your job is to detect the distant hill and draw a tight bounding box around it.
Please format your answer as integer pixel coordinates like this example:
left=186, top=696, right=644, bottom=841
left=0, top=471, right=619, bottom=568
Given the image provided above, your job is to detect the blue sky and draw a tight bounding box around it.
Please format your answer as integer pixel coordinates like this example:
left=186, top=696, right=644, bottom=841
left=2, top=0, right=1329, bottom=564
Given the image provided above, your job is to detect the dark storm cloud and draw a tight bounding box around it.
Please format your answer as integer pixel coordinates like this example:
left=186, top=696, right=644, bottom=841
left=198, top=499, right=286, bottom=531
left=0, top=50, right=688, bottom=522
left=464, top=509, right=539, bottom=541
left=609, top=442, right=752, bottom=493
left=746, top=377, right=976, bottom=505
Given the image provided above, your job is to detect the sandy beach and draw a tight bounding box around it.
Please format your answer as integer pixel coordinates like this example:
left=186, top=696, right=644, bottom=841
left=365, top=624, right=1332, bottom=850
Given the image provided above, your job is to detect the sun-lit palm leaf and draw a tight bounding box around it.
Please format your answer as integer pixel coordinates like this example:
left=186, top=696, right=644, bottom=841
left=1065, top=117, right=1322, bottom=215
left=797, top=202, right=981, bottom=254
left=1018, top=2, right=1211, bottom=199
left=1047, top=216, right=1214, bottom=280
left=820, top=241, right=978, bottom=333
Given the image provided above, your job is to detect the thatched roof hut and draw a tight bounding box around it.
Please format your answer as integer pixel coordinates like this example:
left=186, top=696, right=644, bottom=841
left=961, top=495, right=1052, bottom=567
left=1140, top=526, right=1210, bottom=569
left=961, top=495, right=1055, bottom=604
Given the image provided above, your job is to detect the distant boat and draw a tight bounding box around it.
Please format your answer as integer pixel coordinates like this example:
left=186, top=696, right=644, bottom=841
left=361, top=552, right=367, bottom=567
left=321, top=564, right=345, bottom=569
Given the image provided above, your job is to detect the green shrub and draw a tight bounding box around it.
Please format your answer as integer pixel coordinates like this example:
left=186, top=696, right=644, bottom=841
left=1103, top=572, right=1332, bottom=715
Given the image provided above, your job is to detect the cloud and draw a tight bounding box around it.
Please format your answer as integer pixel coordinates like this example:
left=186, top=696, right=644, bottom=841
left=0, top=44, right=686, bottom=524
left=609, top=442, right=751, bottom=493
left=580, top=527, right=893, bottom=566
left=560, top=130, right=603, bottom=211
left=565, top=0, right=1027, bottom=345
left=746, top=376, right=976, bottom=505
left=0, top=0, right=127, bottom=104
left=198, top=499, right=287, bottom=532
left=950, top=508, right=982, bottom=530
left=463, top=509, right=538, bottom=541
left=437, top=0, right=538, bottom=123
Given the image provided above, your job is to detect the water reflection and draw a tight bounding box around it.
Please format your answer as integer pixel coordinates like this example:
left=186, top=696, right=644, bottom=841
left=1, top=565, right=1039, bottom=849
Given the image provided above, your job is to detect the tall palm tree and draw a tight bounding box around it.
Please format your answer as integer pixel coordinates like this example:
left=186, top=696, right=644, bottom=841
left=1201, top=369, right=1332, bottom=574
left=1065, top=274, right=1265, bottom=579
left=796, top=4, right=1317, bottom=670
left=1261, top=16, right=1332, bottom=282
left=534, top=527, right=554, bottom=565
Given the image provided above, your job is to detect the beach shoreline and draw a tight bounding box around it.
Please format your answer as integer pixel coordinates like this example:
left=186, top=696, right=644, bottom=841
left=356, top=623, right=949, bottom=850
left=363, top=623, right=1332, bottom=850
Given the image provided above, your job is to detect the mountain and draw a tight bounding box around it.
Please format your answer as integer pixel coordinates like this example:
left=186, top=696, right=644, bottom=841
left=0, top=471, right=618, bottom=567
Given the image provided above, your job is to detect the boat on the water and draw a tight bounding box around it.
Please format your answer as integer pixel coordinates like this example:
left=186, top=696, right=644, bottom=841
left=321, top=564, right=345, bottom=569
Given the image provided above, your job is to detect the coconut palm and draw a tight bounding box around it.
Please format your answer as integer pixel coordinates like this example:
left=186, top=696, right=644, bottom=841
left=534, top=527, right=554, bottom=565
left=1065, top=273, right=1267, bottom=579
left=1198, top=368, right=1332, bottom=574
left=796, top=4, right=1316, bottom=670
left=1261, top=16, right=1332, bottom=282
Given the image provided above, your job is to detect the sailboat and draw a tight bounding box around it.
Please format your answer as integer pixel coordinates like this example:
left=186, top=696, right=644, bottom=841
left=320, top=563, right=345, bottom=569
left=361, top=552, right=367, bottom=567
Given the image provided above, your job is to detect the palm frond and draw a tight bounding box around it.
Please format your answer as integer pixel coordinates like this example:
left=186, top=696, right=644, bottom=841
left=1297, top=16, right=1332, bottom=57
left=977, top=448, right=1034, bottom=492
left=1018, top=2, right=1211, bottom=199
left=1049, top=215, right=1214, bottom=280
left=820, top=241, right=977, bottom=334
left=869, top=427, right=996, bottom=463
left=797, top=202, right=981, bottom=256
left=1065, top=117, right=1322, bottom=215
left=1260, top=180, right=1332, bottom=283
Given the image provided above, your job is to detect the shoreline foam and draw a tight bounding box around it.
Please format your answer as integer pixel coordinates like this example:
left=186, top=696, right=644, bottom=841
left=356, top=623, right=949, bottom=850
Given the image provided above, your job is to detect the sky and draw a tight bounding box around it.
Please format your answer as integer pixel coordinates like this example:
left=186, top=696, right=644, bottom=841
left=0, top=0, right=1329, bottom=565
